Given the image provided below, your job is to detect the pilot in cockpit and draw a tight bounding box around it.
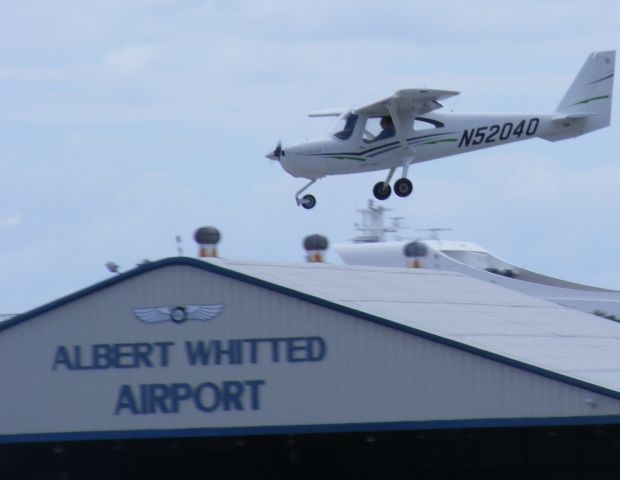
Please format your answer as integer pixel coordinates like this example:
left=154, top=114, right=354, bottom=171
left=373, top=116, right=395, bottom=142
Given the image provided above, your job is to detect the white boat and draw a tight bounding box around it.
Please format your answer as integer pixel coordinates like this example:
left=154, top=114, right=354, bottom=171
left=333, top=200, right=620, bottom=320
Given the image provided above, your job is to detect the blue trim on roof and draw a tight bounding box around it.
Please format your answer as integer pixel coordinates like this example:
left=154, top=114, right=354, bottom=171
left=0, top=259, right=178, bottom=333
left=2, top=414, right=620, bottom=444
left=4, top=256, right=620, bottom=406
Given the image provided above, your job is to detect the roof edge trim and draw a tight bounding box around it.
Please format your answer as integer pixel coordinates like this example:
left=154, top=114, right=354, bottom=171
left=2, top=414, right=620, bottom=444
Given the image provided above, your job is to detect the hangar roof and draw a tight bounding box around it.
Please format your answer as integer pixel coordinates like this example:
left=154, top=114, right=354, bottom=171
left=207, top=258, right=620, bottom=397
left=5, top=256, right=620, bottom=399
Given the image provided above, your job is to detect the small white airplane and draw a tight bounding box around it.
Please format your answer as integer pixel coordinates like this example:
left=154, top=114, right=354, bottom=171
left=267, top=51, right=615, bottom=209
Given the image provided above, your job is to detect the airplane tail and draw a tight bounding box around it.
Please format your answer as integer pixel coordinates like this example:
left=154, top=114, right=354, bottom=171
left=544, top=50, right=615, bottom=141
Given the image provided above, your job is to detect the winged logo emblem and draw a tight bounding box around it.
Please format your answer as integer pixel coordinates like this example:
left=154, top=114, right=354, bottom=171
left=133, top=304, right=224, bottom=324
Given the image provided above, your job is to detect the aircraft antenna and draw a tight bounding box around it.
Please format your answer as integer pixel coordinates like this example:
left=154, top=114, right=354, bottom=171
left=176, top=235, right=184, bottom=256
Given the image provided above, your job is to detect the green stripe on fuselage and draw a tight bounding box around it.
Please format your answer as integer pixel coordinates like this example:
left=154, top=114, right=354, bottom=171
left=421, top=138, right=458, bottom=145
left=326, top=155, right=366, bottom=161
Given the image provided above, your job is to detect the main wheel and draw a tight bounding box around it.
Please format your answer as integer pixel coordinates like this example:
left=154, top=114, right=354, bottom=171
left=301, top=194, right=316, bottom=209
left=373, top=182, right=391, bottom=200
left=394, top=178, right=413, bottom=197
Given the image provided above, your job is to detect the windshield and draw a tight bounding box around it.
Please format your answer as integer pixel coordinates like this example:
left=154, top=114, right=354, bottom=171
left=331, top=113, right=359, bottom=140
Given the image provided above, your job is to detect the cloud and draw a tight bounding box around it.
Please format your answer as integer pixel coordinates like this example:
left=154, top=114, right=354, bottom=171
left=0, top=1, right=615, bottom=126
left=103, top=44, right=160, bottom=75
left=0, top=213, right=21, bottom=229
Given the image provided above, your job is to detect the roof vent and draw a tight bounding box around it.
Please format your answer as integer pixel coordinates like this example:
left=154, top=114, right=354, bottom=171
left=194, top=226, right=221, bottom=258
left=403, top=241, right=427, bottom=268
left=303, top=234, right=329, bottom=263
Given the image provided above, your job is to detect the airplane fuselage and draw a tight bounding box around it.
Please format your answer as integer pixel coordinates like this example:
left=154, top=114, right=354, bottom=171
left=279, top=112, right=578, bottom=179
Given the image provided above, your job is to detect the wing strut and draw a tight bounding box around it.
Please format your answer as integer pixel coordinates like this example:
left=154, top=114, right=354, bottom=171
left=387, top=102, right=416, bottom=180
left=387, top=102, right=413, bottom=153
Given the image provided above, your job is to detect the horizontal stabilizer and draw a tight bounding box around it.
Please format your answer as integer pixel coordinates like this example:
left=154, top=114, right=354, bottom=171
left=551, top=112, right=599, bottom=121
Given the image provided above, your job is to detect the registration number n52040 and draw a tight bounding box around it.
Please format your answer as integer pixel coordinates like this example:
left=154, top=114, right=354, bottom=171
left=458, top=118, right=540, bottom=147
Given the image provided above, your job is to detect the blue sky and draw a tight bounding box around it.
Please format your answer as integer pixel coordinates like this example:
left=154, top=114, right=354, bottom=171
left=1, top=0, right=619, bottom=312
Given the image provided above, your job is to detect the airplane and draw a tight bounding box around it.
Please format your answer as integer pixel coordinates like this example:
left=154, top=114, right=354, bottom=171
left=266, top=50, right=615, bottom=209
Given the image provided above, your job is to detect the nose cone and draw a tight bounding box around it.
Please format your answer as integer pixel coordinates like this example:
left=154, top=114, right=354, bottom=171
left=265, top=141, right=282, bottom=161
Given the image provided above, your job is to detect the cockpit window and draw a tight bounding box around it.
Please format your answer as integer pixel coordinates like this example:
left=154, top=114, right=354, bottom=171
left=331, top=113, right=359, bottom=140
left=415, top=117, right=445, bottom=129
left=364, top=116, right=395, bottom=143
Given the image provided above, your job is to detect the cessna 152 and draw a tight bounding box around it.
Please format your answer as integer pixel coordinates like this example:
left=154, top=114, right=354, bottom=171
left=266, top=51, right=615, bottom=209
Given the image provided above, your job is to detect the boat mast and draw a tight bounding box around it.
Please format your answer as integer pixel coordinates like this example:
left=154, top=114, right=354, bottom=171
left=352, top=200, right=405, bottom=243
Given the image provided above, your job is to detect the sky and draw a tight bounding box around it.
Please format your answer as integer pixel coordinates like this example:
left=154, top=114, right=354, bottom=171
left=1, top=0, right=619, bottom=313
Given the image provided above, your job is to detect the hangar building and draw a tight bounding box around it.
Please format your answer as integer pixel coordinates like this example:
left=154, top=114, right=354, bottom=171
left=2, top=256, right=620, bottom=478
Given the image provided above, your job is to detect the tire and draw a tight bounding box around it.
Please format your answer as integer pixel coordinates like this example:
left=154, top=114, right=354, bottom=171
left=394, top=178, right=413, bottom=197
left=301, top=194, right=316, bottom=209
left=373, top=182, right=391, bottom=200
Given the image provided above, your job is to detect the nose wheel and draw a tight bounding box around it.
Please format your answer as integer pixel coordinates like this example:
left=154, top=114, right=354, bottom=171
left=300, top=194, right=316, bottom=209
left=295, top=179, right=318, bottom=209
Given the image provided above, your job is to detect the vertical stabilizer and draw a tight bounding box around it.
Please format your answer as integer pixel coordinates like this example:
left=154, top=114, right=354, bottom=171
left=555, top=50, right=615, bottom=134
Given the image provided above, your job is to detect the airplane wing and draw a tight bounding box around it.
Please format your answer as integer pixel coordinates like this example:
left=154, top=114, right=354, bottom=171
left=308, top=108, right=347, bottom=118
left=354, top=89, right=459, bottom=116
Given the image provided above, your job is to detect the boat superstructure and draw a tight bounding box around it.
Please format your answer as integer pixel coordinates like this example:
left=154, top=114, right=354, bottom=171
left=333, top=201, right=620, bottom=319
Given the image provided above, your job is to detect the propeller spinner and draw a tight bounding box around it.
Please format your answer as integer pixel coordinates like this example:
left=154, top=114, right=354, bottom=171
left=265, top=141, right=282, bottom=161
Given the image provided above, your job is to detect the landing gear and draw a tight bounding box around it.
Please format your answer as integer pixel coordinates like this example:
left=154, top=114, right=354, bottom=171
left=394, top=178, right=413, bottom=197
left=373, top=182, right=392, bottom=200
left=301, top=194, right=316, bottom=209
left=295, top=179, right=317, bottom=209
left=373, top=167, right=396, bottom=200
left=373, top=178, right=412, bottom=200
left=373, top=156, right=415, bottom=200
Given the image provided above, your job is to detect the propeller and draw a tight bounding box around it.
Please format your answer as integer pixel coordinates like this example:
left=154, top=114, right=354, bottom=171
left=265, top=141, right=282, bottom=161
